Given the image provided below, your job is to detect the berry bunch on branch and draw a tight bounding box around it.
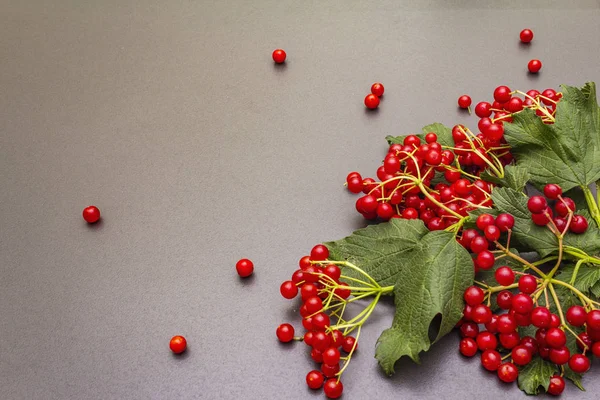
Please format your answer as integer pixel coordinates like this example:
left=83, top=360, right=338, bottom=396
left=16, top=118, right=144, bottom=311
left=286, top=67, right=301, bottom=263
left=278, top=83, right=600, bottom=398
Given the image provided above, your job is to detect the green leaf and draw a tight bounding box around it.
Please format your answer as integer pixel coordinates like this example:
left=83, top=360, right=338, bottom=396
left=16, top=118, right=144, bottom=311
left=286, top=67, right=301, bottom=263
left=564, top=368, right=585, bottom=391
left=385, top=122, right=453, bottom=148
left=326, top=219, right=474, bottom=374
left=326, top=219, right=429, bottom=287
left=503, top=82, right=600, bottom=193
left=480, top=165, right=530, bottom=192
left=490, top=187, right=600, bottom=258
left=517, top=356, right=557, bottom=395
left=556, top=264, right=600, bottom=295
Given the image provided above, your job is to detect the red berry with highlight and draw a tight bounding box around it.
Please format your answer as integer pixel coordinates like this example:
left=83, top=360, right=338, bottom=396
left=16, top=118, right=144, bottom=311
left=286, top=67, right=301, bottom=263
left=306, top=370, right=324, bottom=390
left=323, top=379, right=343, bottom=399
left=520, top=29, right=534, bottom=43
left=82, top=206, right=101, bottom=223
left=365, top=94, right=380, bottom=109
left=272, top=49, right=286, bottom=63
left=276, top=323, right=295, bottom=343
left=371, top=83, right=384, bottom=97
left=458, top=95, right=472, bottom=109
left=236, top=258, right=254, bottom=277
left=528, top=59, right=542, bottom=73
left=169, top=335, right=187, bottom=354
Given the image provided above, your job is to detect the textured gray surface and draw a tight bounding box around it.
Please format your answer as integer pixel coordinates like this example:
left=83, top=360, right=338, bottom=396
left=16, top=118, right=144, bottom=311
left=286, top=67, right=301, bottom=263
left=1, top=1, right=600, bottom=399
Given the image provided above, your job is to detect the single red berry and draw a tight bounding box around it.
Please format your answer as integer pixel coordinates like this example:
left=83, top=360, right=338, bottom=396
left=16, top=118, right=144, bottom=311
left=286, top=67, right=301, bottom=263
left=401, top=207, right=419, bottom=219
left=312, top=331, right=331, bottom=352
left=280, top=280, right=298, bottom=299
left=497, top=314, right=517, bottom=334
left=364, top=94, right=380, bottom=109
left=553, top=217, right=568, bottom=232
left=495, top=213, right=515, bottom=232
left=577, top=332, right=592, bottom=351
left=528, top=59, right=542, bottom=73
left=481, top=349, right=502, bottom=371
left=495, top=266, right=515, bottom=286
left=512, top=293, right=534, bottom=314
left=347, top=176, right=363, bottom=193
left=459, top=337, right=478, bottom=357
left=520, top=336, right=538, bottom=355
left=548, top=375, right=565, bottom=396
left=475, top=102, right=492, bottom=118
left=323, top=379, right=343, bottom=399
left=527, top=196, right=547, bottom=213
left=518, top=275, right=538, bottom=294
left=485, top=315, right=499, bottom=333
left=470, top=236, right=489, bottom=254
left=531, top=208, right=553, bottom=226
left=310, top=244, right=329, bottom=261
left=496, top=291, right=514, bottom=310
left=520, top=29, right=534, bottom=43
left=586, top=310, right=600, bottom=329
left=476, top=332, right=498, bottom=351
left=299, top=256, right=311, bottom=270
left=569, top=354, right=590, bottom=373
left=301, top=283, right=319, bottom=301
left=458, top=95, right=472, bottom=109
left=483, top=123, right=504, bottom=141
left=493, top=86, right=512, bottom=103
left=499, top=331, right=521, bottom=349
left=329, top=330, right=344, bottom=348
left=82, top=206, right=101, bottom=223
left=322, top=347, right=341, bottom=366
left=550, top=314, right=561, bottom=328
left=555, top=197, right=575, bottom=216
left=511, top=345, right=532, bottom=366
left=305, top=296, right=324, bottom=314
left=371, top=83, right=384, bottom=97
left=475, top=250, right=495, bottom=270
left=569, top=215, right=589, bottom=234
left=460, top=322, right=479, bottom=338
left=530, top=306, right=552, bottom=329
left=464, top=286, right=485, bottom=306
left=506, top=97, right=524, bottom=113
left=306, top=370, right=324, bottom=390
left=545, top=328, right=566, bottom=348
left=323, top=264, right=341, bottom=281
left=425, top=132, right=438, bottom=143
left=476, top=213, right=495, bottom=230
left=377, top=202, right=395, bottom=220
left=272, top=49, right=286, bottom=63
left=543, top=184, right=562, bottom=199
left=169, top=335, right=187, bottom=354
left=341, top=336, right=357, bottom=353
left=592, top=342, right=600, bottom=358
left=566, top=305, right=587, bottom=327
left=276, top=323, right=295, bottom=343
left=472, top=304, right=493, bottom=324
left=311, top=312, right=331, bottom=331
left=235, top=259, right=254, bottom=277
left=484, top=225, right=501, bottom=242
left=549, top=347, right=570, bottom=365
left=497, top=362, right=519, bottom=383
left=334, top=282, right=351, bottom=299
left=310, top=348, right=323, bottom=363
left=321, top=362, right=340, bottom=378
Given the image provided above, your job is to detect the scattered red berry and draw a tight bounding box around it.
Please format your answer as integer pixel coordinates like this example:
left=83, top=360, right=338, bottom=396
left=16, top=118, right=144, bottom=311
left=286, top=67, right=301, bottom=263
left=323, top=378, right=343, bottom=399
left=272, top=49, right=286, bottom=63
left=82, top=206, right=101, bottom=223
left=528, top=59, right=542, bottom=73
left=235, top=258, right=254, bottom=277
left=276, top=323, right=295, bottom=343
left=364, top=94, right=380, bottom=109
left=458, top=95, right=472, bottom=110
left=169, top=335, right=187, bottom=354
left=520, top=29, right=534, bottom=43
left=371, top=83, right=384, bottom=97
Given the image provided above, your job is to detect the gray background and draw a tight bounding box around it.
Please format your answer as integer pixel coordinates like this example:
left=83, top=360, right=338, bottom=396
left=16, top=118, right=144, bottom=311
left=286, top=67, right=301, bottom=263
left=2, top=1, right=600, bottom=399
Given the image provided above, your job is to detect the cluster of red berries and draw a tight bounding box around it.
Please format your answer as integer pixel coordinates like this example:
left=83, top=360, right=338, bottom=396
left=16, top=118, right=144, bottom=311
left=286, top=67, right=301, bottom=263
left=277, top=244, right=358, bottom=399
left=459, top=212, right=514, bottom=272
left=527, top=184, right=588, bottom=234
left=459, top=274, right=600, bottom=395
left=346, top=132, right=496, bottom=227
left=475, top=85, right=561, bottom=127
left=364, top=83, right=384, bottom=109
